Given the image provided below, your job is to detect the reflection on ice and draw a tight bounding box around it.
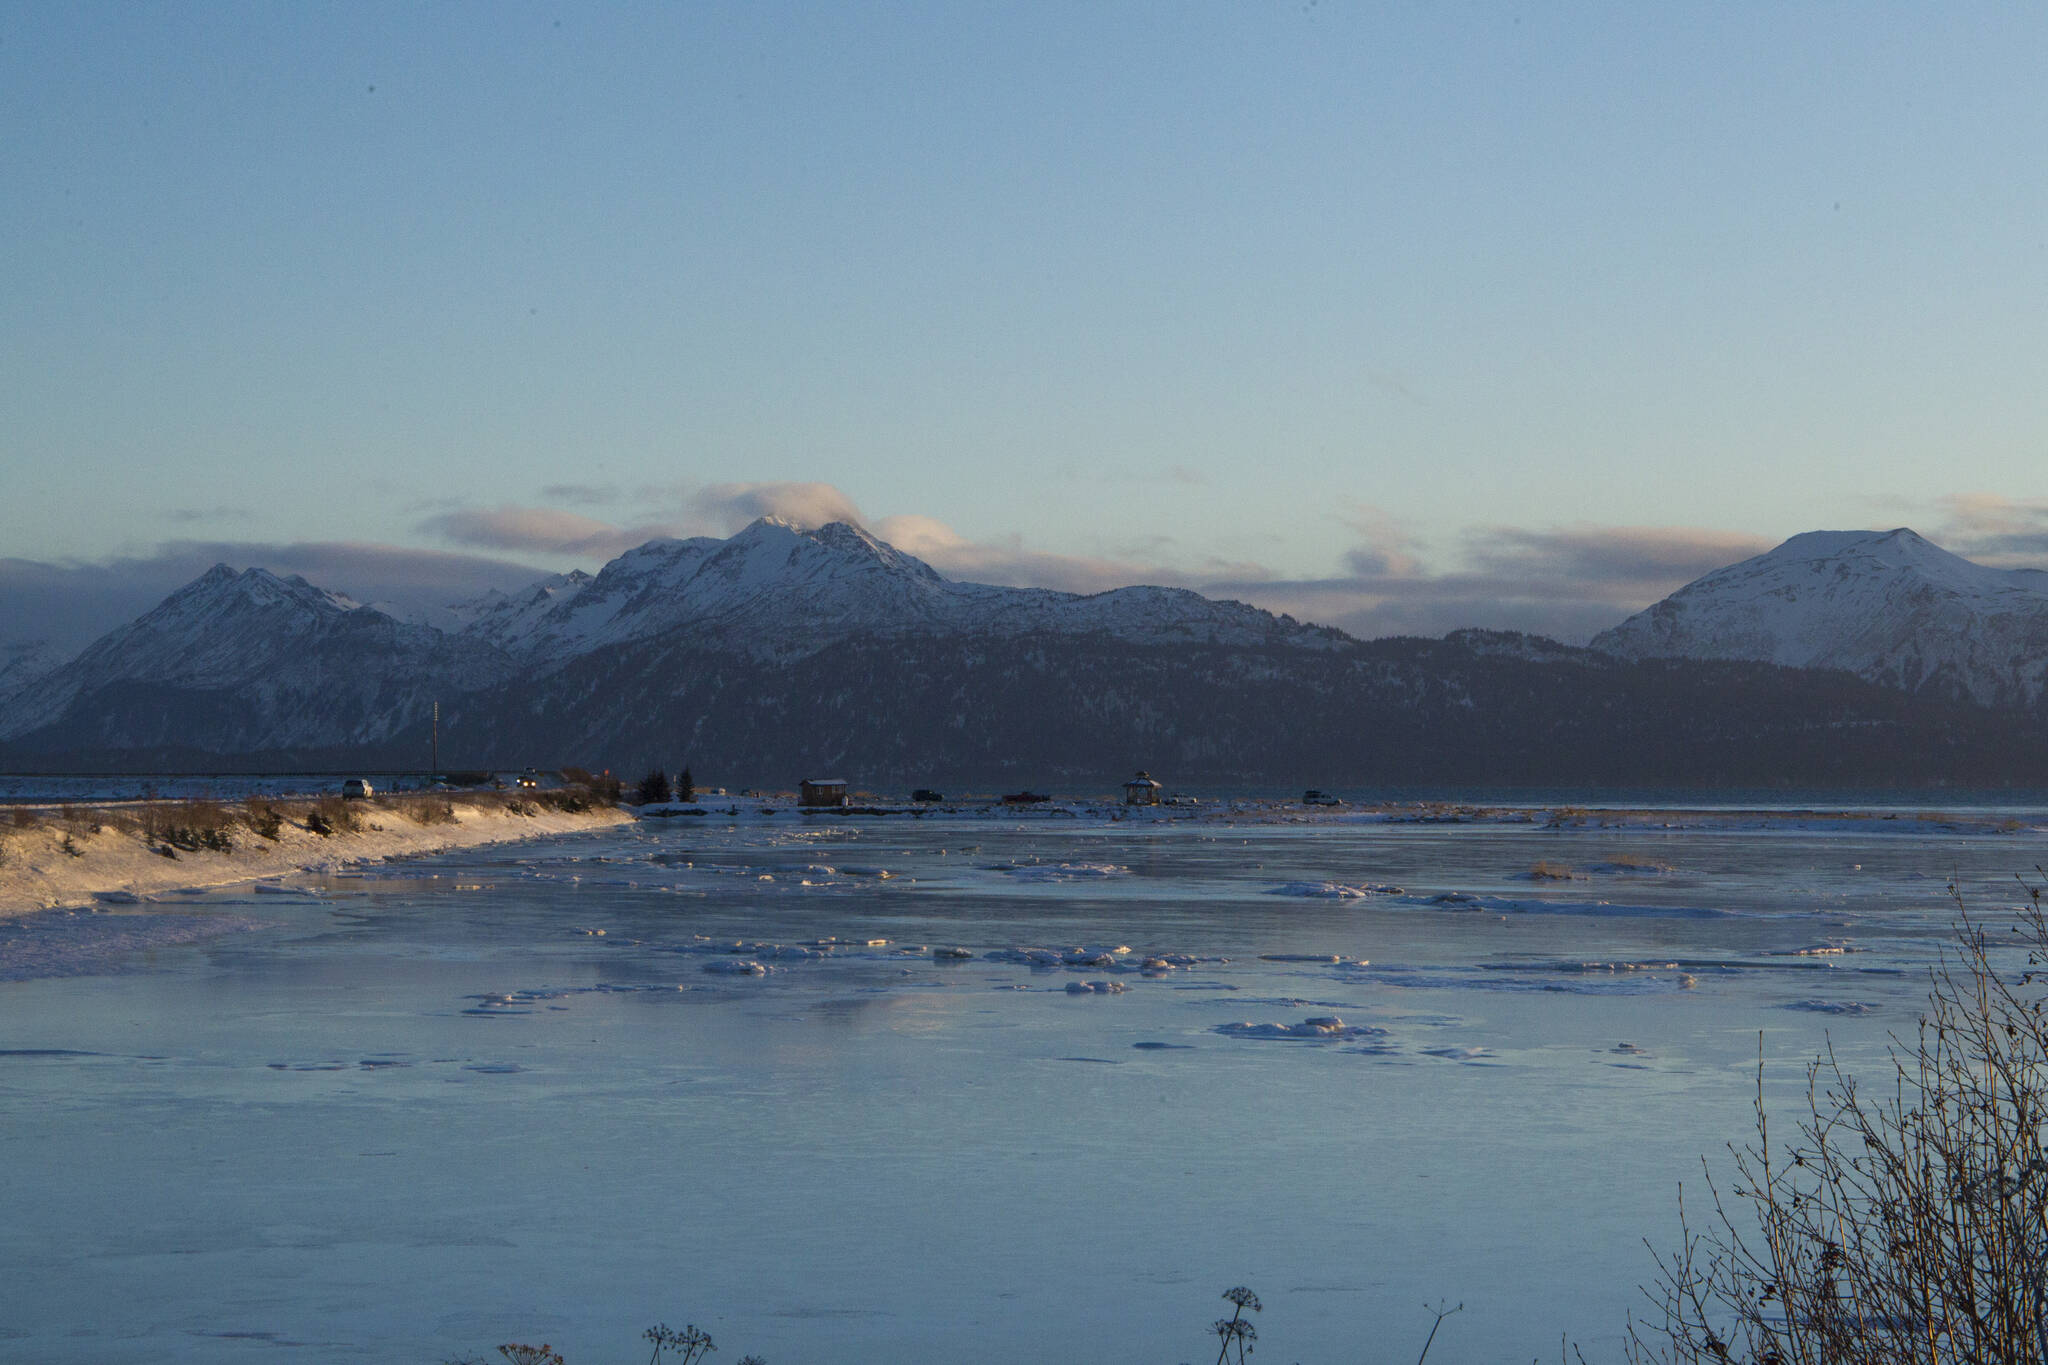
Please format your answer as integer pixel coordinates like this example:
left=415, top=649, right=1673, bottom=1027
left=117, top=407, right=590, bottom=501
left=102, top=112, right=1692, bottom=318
left=0, top=904, right=264, bottom=981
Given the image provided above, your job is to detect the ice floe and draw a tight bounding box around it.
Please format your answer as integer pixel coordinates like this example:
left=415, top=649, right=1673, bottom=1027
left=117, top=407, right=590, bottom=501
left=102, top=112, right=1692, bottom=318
left=1064, top=979, right=1126, bottom=995
left=1216, top=1015, right=1377, bottom=1040
left=997, top=862, right=1130, bottom=882
left=984, top=944, right=1130, bottom=968
left=1265, top=881, right=1404, bottom=898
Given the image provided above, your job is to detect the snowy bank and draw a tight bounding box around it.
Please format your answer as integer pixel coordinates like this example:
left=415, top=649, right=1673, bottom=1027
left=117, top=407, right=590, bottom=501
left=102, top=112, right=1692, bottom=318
left=0, top=794, right=630, bottom=918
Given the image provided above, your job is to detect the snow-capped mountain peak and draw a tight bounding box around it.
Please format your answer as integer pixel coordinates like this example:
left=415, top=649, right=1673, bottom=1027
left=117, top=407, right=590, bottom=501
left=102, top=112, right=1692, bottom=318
left=152, top=563, right=365, bottom=623
left=451, top=569, right=594, bottom=653
left=0, top=519, right=1337, bottom=753
left=1592, top=528, right=2048, bottom=708
left=0, top=562, right=512, bottom=746
left=470, top=517, right=1316, bottom=662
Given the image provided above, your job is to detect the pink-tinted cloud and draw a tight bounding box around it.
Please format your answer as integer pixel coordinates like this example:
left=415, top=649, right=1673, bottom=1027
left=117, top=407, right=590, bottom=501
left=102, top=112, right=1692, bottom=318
left=1206, top=523, right=1771, bottom=643
left=690, top=481, right=868, bottom=534
left=871, top=514, right=1200, bottom=595
left=538, top=483, right=623, bottom=507
left=1932, top=494, right=2048, bottom=566
left=1463, top=525, right=1772, bottom=597
left=418, top=505, right=678, bottom=558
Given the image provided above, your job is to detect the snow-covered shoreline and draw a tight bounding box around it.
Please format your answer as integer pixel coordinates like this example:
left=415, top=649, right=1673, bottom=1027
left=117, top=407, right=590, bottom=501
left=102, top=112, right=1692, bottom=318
left=0, top=795, right=630, bottom=918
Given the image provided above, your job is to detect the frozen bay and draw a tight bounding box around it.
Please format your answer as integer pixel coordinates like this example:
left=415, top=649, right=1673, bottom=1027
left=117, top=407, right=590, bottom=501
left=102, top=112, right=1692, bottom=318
left=4, top=803, right=2045, bottom=1362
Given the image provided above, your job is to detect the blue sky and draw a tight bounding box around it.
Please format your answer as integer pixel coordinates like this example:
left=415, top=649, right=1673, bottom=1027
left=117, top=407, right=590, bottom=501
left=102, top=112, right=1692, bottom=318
left=5, top=3, right=2047, bottom=652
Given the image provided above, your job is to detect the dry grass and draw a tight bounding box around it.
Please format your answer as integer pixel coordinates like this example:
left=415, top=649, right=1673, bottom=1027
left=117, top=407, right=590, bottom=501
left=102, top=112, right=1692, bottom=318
left=1529, top=859, right=1577, bottom=880
left=0, top=788, right=619, bottom=878
left=398, top=795, right=458, bottom=826
left=243, top=799, right=284, bottom=840
left=303, top=796, right=362, bottom=837
left=1635, top=875, right=2048, bottom=1365
left=138, top=800, right=237, bottom=856
left=59, top=804, right=106, bottom=837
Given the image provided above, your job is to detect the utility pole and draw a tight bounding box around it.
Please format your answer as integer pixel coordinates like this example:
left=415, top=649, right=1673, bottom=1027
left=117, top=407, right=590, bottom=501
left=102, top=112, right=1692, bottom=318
left=431, top=700, right=439, bottom=782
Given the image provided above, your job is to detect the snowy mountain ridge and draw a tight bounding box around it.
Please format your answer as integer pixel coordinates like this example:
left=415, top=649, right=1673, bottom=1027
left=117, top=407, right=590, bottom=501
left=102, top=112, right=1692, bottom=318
left=1592, top=528, right=2048, bottom=708
left=0, top=520, right=1335, bottom=755
left=0, top=641, right=65, bottom=712
left=12, top=520, right=2048, bottom=767
left=449, top=568, right=595, bottom=654
left=0, top=565, right=516, bottom=748
left=457, top=517, right=1334, bottom=661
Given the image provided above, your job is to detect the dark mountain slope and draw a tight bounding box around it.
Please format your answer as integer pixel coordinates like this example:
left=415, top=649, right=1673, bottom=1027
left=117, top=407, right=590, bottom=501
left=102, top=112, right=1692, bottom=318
left=414, top=630, right=2045, bottom=788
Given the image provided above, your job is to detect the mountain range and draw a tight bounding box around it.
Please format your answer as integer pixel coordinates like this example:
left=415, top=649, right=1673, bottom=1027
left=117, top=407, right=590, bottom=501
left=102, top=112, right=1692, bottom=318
left=1594, top=528, right=2048, bottom=709
left=1, top=519, right=2043, bottom=787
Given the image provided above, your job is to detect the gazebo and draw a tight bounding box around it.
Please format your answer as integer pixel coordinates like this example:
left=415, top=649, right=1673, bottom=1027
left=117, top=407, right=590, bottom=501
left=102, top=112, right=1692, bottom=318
left=1122, top=771, right=1163, bottom=807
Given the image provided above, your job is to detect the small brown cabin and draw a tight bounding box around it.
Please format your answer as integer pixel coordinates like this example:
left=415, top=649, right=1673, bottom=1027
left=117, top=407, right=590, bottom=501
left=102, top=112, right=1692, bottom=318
left=799, top=778, right=849, bottom=808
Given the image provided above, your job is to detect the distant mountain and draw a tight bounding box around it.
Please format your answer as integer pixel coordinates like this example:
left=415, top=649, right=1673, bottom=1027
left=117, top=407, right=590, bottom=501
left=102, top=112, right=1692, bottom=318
left=452, top=518, right=1337, bottom=661
left=4, top=521, right=2046, bottom=785
left=449, top=569, right=594, bottom=654
left=1592, top=529, right=2048, bottom=710
left=0, top=565, right=515, bottom=754
left=0, top=641, right=64, bottom=712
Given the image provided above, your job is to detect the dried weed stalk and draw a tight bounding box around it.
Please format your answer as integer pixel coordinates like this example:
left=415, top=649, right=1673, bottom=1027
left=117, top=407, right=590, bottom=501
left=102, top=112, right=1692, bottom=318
left=1633, top=873, right=2048, bottom=1365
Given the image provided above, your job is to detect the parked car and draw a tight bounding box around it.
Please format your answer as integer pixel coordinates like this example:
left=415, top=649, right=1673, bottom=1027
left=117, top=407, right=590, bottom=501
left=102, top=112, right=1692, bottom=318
left=1301, top=789, right=1343, bottom=807
left=342, top=778, right=374, bottom=800
left=911, top=788, right=944, bottom=803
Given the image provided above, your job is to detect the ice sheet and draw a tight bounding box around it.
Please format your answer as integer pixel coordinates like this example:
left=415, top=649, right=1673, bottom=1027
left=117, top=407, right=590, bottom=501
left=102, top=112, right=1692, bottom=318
left=2, top=804, right=2043, bottom=1362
